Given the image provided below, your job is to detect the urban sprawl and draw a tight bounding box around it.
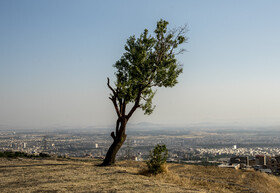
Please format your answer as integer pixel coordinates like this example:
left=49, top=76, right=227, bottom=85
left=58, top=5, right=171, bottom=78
left=1, top=127, right=280, bottom=175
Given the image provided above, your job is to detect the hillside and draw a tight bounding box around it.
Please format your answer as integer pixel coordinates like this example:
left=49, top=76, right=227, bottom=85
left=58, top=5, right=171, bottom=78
left=1, top=158, right=280, bottom=193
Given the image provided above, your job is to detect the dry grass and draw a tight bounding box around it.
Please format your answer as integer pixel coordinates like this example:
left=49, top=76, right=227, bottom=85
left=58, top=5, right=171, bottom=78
left=0, top=158, right=279, bottom=193
left=0, top=158, right=200, bottom=193
left=117, top=161, right=280, bottom=193
left=166, top=164, right=280, bottom=193
left=138, top=163, right=169, bottom=176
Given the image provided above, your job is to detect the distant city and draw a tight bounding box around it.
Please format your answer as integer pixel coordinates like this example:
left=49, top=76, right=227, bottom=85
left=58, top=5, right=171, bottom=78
left=1, top=125, right=280, bottom=174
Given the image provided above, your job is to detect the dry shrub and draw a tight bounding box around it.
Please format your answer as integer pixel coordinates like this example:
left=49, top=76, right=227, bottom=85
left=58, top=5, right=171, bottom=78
left=139, top=163, right=169, bottom=176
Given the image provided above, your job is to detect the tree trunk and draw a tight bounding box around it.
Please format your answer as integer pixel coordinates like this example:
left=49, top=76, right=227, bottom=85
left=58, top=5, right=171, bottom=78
left=101, top=119, right=127, bottom=166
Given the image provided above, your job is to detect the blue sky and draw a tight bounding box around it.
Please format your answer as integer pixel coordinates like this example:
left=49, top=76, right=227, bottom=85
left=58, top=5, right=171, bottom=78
left=1, top=0, right=280, bottom=128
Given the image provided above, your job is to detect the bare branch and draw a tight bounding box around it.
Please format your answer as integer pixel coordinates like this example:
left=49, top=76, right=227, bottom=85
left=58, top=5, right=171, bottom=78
left=127, top=102, right=140, bottom=120
left=107, top=78, right=116, bottom=95
left=110, top=132, right=116, bottom=140
left=141, top=96, right=148, bottom=101
left=169, top=24, right=188, bottom=41
left=174, top=48, right=186, bottom=55
left=169, top=24, right=188, bottom=56
left=107, top=78, right=121, bottom=118
left=112, top=99, right=121, bottom=118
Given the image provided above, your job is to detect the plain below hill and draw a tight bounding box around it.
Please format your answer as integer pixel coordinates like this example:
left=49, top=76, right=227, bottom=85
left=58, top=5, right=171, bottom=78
left=0, top=158, right=280, bottom=193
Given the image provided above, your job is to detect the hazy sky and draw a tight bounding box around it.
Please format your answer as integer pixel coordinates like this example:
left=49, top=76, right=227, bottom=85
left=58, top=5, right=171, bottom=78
left=1, top=0, right=280, bottom=129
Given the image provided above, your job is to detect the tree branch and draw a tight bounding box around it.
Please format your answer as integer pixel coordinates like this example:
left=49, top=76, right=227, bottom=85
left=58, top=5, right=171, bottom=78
left=127, top=87, right=141, bottom=119
left=118, top=98, right=123, bottom=116
left=122, top=102, right=126, bottom=117
left=107, top=78, right=116, bottom=95
left=107, top=78, right=121, bottom=118
left=110, top=131, right=116, bottom=140
left=115, top=119, right=120, bottom=135
left=169, top=24, right=188, bottom=56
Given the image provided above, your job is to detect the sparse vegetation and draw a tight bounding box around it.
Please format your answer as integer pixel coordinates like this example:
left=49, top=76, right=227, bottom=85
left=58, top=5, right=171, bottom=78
left=0, top=150, right=50, bottom=158
left=1, top=158, right=280, bottom=193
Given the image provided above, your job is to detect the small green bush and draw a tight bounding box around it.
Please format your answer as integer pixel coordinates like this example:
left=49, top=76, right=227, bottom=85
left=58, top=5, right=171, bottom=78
left=146, top=144, right=168, bottom=174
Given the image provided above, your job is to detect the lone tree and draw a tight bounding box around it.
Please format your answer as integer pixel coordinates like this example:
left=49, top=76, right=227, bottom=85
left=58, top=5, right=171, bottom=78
left=102, top=19, right=187, bottom=166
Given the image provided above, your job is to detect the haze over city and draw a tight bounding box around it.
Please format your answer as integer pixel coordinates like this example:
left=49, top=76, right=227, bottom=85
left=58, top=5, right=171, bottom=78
left=1, top=0, right=280, bottom=129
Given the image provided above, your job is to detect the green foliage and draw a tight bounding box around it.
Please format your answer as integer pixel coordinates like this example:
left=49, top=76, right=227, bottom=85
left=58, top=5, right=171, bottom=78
left=0, top=151, right=28, bottom=158
left=39, top=152, right=51, bottom=158
left=113, top=19, right=186, bottom=115
left=146, top=144, right=168, bottom=174
left=104, top=20, right=187, bottom=166
left=0, top=151, right=50, bottom=158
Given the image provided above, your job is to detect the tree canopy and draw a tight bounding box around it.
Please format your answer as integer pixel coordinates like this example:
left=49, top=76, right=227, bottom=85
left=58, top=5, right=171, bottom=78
left=109, top=19, right=187, bottom=117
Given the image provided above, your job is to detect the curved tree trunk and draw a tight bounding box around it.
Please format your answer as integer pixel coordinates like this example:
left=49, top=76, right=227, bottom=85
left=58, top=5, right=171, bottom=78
left=103, top=78, right=141, bottom=166
left=101, top=119, right=127, bottom=166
